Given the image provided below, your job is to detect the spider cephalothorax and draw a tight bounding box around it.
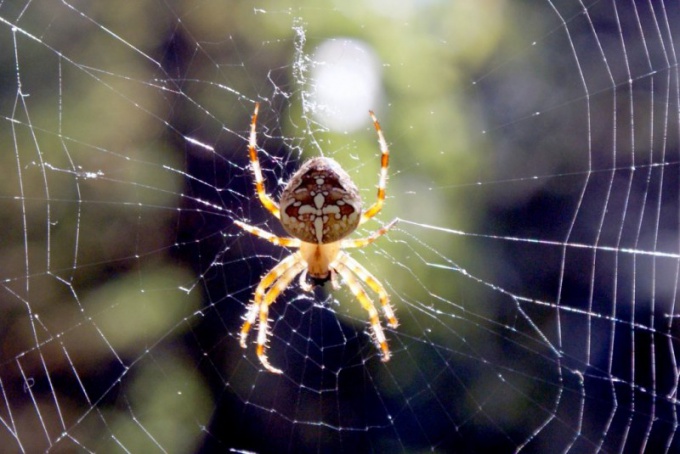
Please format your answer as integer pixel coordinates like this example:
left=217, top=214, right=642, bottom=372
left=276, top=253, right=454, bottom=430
left=235, top=103, right=397, bottom=374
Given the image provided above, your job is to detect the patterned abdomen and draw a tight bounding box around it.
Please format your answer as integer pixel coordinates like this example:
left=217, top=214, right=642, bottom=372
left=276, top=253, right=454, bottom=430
left=280, top=157, right=362, bottom=244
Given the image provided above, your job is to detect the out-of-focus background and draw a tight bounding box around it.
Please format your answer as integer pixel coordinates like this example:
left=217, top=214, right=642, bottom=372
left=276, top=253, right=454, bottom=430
left=1, top=1, right=679, bottom=452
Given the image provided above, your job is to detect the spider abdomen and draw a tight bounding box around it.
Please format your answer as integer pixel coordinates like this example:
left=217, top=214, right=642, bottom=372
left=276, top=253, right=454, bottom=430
left=280, top=157, right=361, bottom=244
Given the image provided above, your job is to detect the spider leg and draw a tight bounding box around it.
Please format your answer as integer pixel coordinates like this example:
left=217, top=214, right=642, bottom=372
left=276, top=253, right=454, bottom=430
left=333, top=253, right=392, bottom=362
left=240, top=254, right=299, bottom=349
left=248, top=102, right=281, bottom=219
left=240, top=252, right=306, bottom=374
left=257, top=257, right=307, bottom=374
left=340, top=218, right=398, bottom=249
left=360, top=110, right=390, bottom=225
left=337, top=253, right=398, bottom=328
left=234, top=220, right=301, bottom=248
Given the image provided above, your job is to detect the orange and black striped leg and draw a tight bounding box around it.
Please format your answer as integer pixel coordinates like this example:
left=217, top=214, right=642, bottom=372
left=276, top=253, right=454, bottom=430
left=339, top=253, right=398, bottom=329
left=341, top=218, right=398, bottom=249
left=255, top=256, right=306, bottom=374
left=248, top=102, right=281, bottom=219
left=234, top=220, right=301, bottom=248
left=333, top=256, right=392, bottom=362
left=240, top=253, right=303, bottom=373
left=360, top=110, right=390, bottom=225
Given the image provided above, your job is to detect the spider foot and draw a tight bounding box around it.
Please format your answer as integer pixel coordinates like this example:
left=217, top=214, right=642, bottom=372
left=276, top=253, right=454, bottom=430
left=379, top=342, right=392, bottom=363
left=239, top=303, right=260, bottom=348
left=239, top=328, right=250, bottom=349
left=257, top=344, right=283, bottom=374
left=382, top=302, right=398, bottom=329
left=370, top=327, right=392, bottom=363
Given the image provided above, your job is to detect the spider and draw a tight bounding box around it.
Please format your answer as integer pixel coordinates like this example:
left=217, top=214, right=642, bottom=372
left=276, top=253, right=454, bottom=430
left=235, top=102, right=398, bottom=374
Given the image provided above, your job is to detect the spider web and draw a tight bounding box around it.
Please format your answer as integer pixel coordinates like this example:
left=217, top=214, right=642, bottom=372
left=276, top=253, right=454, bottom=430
left=1, top=0, right=679, bottom=452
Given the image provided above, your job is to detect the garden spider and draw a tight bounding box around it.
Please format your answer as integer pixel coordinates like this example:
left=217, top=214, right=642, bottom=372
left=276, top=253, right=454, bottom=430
left=235, top=102, right=398, bottom=374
